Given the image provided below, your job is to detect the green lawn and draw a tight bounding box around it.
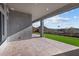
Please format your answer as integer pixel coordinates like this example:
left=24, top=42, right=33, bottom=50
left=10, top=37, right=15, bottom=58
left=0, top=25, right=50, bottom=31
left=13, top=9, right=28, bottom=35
left=44, top=33, right=79, bottom=47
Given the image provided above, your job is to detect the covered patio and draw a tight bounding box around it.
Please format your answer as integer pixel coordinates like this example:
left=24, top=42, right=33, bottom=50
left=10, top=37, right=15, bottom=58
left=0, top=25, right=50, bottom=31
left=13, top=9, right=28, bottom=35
left=0, top=3, right=79, bottom=56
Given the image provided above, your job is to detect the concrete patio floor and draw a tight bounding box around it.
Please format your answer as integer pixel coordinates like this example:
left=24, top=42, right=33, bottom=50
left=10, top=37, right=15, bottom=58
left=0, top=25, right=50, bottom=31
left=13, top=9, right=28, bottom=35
left=0, top=34, right=78, bottom=56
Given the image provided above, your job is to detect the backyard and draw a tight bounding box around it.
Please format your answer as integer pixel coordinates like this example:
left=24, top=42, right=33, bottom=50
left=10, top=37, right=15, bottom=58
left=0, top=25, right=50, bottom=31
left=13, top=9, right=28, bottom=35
left=34, top=32, right=79, bottom=47
left=44, top=33, right=79, bottom=47
left=33, top=7, right=79, bottom=47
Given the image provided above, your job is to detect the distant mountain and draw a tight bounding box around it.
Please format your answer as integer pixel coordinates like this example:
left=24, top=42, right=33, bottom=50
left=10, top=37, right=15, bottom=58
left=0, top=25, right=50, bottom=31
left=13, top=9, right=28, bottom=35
left=32, top=26, right=79, bottom=37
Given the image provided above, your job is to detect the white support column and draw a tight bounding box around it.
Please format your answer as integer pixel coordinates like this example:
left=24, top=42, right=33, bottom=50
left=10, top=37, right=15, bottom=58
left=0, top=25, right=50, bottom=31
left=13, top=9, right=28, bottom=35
left=40, top=19, right=44, bottom=37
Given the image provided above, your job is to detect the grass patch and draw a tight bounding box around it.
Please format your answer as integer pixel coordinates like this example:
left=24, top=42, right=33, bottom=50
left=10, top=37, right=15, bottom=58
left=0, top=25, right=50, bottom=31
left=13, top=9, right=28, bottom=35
left=44, top=33, right=79, bottom=47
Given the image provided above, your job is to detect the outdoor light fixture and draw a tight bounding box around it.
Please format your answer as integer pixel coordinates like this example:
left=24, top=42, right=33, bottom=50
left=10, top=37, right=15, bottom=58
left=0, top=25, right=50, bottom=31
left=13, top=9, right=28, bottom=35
left=46, top=8, right=49, bottom=11
left=10, top=8, right=15, bottom=10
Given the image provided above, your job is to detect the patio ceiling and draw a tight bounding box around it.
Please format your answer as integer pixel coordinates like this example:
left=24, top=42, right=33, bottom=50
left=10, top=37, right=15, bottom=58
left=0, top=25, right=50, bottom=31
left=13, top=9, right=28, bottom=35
left=7, top=3, right=79, bottom=22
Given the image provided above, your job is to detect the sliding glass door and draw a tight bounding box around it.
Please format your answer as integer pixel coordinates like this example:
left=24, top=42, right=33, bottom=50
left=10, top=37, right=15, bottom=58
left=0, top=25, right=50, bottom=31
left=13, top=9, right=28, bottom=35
left=0, top=11, right=5, bottom=43
left=0, top=12, right=2, bottom=42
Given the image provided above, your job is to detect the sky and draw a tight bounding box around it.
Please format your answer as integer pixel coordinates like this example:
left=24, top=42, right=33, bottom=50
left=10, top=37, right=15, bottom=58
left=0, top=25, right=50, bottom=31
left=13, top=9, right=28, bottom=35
left=32, top=8, right=79, bottom=29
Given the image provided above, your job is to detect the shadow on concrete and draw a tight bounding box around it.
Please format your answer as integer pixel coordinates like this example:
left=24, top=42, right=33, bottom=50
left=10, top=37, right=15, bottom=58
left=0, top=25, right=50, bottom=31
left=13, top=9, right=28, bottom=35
left=54, top=49, right=79, bottom=56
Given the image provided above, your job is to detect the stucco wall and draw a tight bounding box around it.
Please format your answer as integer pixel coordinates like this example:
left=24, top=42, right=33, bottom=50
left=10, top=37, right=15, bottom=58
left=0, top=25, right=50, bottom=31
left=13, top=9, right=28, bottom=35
left=7, top=10, right=32, bottom=40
